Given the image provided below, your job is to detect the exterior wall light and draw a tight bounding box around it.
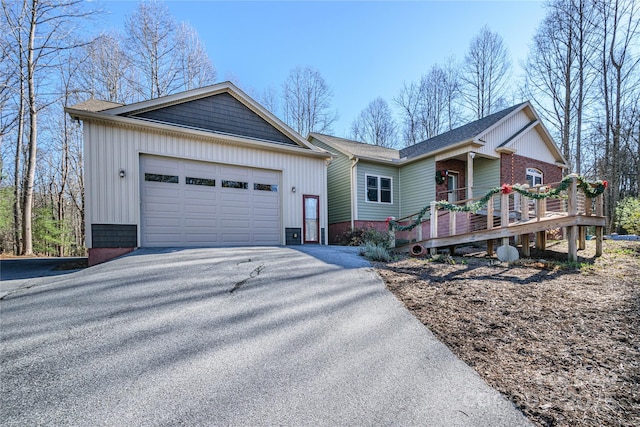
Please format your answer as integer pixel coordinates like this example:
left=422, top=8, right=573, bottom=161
left=119, top=169, right=126, bottom=178
left=291, top=186, right=296, bottom=193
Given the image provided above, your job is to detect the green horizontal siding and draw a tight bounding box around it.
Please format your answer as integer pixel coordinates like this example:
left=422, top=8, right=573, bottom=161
left=356, top=162, right=399, bottom=221
left=399, top=158, right=435, bottom=218
left=310, top=138, right=351, bottom=224
left=473, top=157, right=500, bottom=195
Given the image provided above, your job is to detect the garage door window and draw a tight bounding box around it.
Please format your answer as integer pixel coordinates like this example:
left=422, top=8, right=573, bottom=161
left=145, top=173, right=179, bottom=184
left=254, top=183, right=278, bottom=192
left=186, top=177, right=215, bottom=186
left=222, top=180, right=248, bottom=189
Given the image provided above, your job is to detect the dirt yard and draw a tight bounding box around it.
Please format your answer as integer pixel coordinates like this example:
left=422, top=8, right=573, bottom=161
left=375, top=239, right=639, bottom=427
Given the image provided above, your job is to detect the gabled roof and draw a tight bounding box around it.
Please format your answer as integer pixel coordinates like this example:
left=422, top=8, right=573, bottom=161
left=399, top=102, right=527, bottom=159
left=66, top=82, right=329, bottom=158
left=309, top=133, right=400, bottom=162
left=308, top=101, right=567, bottom=168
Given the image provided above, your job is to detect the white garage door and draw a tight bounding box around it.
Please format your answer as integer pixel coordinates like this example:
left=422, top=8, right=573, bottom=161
left=141, top=155, right=281, bottom=247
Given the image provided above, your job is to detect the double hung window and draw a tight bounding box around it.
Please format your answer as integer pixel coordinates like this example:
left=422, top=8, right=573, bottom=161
left=366, top=175, right=392, bottom=204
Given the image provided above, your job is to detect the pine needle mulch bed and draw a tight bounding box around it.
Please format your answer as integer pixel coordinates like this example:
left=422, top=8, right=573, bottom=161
left=374, top=240, right=640, bottom=427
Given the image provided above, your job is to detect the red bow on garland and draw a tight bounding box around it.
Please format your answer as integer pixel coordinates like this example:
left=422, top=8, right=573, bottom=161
left=501, top=183, right=513, bottom=194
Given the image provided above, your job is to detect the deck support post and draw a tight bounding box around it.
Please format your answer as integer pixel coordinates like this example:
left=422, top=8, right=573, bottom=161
left=535, top=187, right=547, bottom=250
left=521, top=234, right=531, bottom=257
left=568, top=226, right=578, bottom=262
left=578, top=226, right=586, bottom=250
left=520, top=192, right=530, bottom=257
left=501, top=193, right=510, bottom=248
left=595, top=194, right=604, bottom=257
left=486, top=195, right=494, bottom=256
left=567, top=176, right=579, bottom=262
left=430, top=201, right=438, bottom=256
left=595, top=227, right=603, bottom=257
left=536, top=231, right=547, bottom=251
left=449, top=211, right=457, bottom=237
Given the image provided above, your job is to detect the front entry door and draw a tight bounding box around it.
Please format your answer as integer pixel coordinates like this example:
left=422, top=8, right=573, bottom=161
left=303, top=195, right=319, bottom=243
left=447, top=172, right=459, bottom=203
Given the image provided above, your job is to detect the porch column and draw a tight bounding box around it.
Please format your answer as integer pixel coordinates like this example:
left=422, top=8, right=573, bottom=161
left=467, top=152, right=475, bottom=200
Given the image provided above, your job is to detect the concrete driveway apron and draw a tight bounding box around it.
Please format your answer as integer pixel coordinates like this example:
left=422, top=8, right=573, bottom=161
left=0, top=246, right=530, bottom=426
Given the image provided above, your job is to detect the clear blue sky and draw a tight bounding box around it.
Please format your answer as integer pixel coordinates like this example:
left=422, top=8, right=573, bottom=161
left=97, top=0, right=546, bottom=137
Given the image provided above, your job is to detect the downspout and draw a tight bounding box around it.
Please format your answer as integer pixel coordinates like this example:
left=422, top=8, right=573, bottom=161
left=350, top=157, right=359, bottom=230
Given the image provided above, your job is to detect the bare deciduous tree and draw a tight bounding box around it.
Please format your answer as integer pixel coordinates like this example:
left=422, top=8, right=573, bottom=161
left=461, top=25, right=512, bottom=119
left=525, top=0, right=598, bottom=174
left=125, top=0, right=180, bottom=99
left=175, top=22, right=216, bottom=91
left=351, top=97, right=397, bottom=148
left=525, top=2, right=577, bottom=170
left=125, top=1, right=217, bottom=99
left=282, top=66, right=338, bottom=137
left=395, top=59, right=462, bottom=146
left=395, top=80, right=423, bottom=146
left=595, top=0, right=640, bottom=229
left=3, top=0, right=93, bottom=255
left=81, top=32, right=137, bottom=103
left=420, top=62, right=462, bottom=139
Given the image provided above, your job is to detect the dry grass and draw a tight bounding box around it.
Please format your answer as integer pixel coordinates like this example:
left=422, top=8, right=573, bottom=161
left=375, top=240, right=640, bottom=427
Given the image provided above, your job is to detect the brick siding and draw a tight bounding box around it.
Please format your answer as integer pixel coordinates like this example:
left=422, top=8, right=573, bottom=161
left=500, top=153, right=563, bottom=186
left=435, top=159, right=467, bottom=200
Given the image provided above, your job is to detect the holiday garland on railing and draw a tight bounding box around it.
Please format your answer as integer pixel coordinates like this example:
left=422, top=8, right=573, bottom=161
left=387, top=174, right=607, bottom=232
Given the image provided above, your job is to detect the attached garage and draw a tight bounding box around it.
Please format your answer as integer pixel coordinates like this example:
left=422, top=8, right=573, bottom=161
left=66, top=82, right=330, bottom=265
left=140, top=155, right=281, bottom=247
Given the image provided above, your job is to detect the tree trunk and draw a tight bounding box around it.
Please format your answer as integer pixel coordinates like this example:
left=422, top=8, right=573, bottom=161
left=562, top=24, right=573, bottom=169
left=575, top=0, right=586, bottom=176
left=21, top=0, right=37, bottom=255
left=13, top=78, right=24, bottom=255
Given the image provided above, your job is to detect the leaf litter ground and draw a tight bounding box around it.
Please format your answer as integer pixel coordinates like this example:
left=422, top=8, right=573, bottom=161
left=375, top=240, right=639, bottom=427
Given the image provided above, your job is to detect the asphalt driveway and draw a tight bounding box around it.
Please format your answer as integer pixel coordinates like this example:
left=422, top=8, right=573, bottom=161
left=0, top=246, right=530, bottom=426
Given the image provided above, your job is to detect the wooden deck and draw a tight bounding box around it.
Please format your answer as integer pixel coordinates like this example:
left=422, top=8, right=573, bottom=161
left=392, top=176, right=606, bottom=262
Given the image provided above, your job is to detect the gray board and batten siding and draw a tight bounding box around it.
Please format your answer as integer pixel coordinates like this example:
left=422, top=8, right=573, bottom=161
left=130, top=93, right=297, bottom=146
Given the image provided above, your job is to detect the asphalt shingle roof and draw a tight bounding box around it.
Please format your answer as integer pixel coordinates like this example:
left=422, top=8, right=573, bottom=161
left=399, top=102, right=527, bottom=159
left=69, top=99, right=124, bottom=112
left=309, top=133, right=400, bottom=161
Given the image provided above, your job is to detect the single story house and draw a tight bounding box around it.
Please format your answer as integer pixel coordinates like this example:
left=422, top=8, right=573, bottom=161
left=66, top=82, right=330, bottom=265
left=308, top=101, right=568, bottom=243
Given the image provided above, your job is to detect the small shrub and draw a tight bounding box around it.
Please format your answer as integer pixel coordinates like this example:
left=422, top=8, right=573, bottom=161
left=339, top=227, right=392, bottom=249
left=361, top=242, right=392, bottom=262
left=615, top=197, right=640, bottom=235
left=431, top=254, right=455, bottom=265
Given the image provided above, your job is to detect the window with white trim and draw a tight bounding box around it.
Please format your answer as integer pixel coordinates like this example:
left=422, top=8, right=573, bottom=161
left=366, top=175, right=392, bottom=204
left=526, top=168, right=543, bottom=186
